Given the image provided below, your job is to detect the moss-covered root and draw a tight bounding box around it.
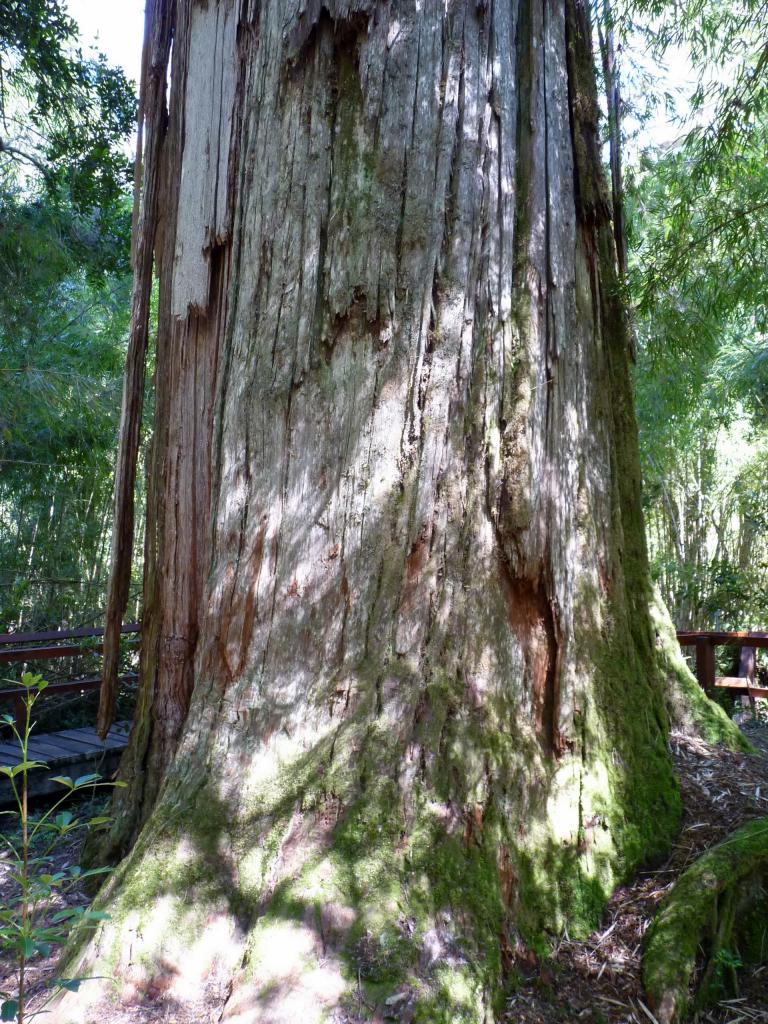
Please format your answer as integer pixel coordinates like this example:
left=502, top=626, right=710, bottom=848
left=642, top=816, right=768, bottom=1024
left=649, top=588, right=752, bottom=753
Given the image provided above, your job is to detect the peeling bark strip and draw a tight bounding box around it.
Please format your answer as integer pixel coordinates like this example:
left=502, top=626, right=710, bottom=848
left=98, top=0, right=174, bottom=738
left=76, top=1, right=682, bottom=1020
left=95, top=0, right=245, bottom=846
left=171, top=0, right=238, bottom=315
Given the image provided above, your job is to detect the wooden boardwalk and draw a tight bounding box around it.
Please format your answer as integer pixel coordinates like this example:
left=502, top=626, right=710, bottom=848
left=0, top=722, right=131, bottom=803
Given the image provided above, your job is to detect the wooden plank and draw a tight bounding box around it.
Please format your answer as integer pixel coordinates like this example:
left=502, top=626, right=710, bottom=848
left=0, top=623, right=140, bottom=647
left=0, top=726, right=131, bottom=758
left=0, top=742, right=22, bottom=763
left=28, top=732, right=96, bottom=756
left=24, top=739, right=68, bottom=761
left=34, top=734, right=109, bottom=754
left=55, top=728, right=127, bottom=751
left=678, top=630, right=768, bottom=648
left=0, top=643, right=138, bottom=665
left=716, top=677, right=751, bottom=688
left=0, top=644, right=98, bottom=664
left=0, top=722, right=131, bottom=804
left=714, top=677, right=768, bottom=699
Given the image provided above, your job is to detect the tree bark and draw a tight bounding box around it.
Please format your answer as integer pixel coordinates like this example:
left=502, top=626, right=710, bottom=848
left=68, top=1, right=681, bottom=1021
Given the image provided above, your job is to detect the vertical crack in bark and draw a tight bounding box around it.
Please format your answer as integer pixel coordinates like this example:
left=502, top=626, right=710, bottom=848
left=495, top=539, right=561, bottom=756
left=489, top=0, right=563, bottom=757
left=540, top=0, right=564, bottom=758
left=563, top=0, right=612, bottom=235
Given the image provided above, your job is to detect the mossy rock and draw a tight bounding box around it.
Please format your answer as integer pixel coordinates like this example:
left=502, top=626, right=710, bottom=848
left=642, top=816, right=768, bottom=1023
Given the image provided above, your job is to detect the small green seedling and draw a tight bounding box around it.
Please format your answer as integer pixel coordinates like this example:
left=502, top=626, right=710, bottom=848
left=0, top=673, right=125, bottom=1023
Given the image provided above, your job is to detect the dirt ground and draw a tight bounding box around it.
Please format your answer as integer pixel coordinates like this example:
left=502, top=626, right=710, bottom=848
left=2, top=721, right=767, bottom=1024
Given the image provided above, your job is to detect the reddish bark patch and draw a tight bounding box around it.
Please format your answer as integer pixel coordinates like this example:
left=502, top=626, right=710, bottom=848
left=498, top=844, right=517, bottom=908
left=497, top=554, right=563, bottom=756
left=463, top=803, right=485, bottom=849
left=398, top=520, right=433, bottom=616
left=216, top=517, right=268, bottom=682
left=239, top=517, right=268, bottom=649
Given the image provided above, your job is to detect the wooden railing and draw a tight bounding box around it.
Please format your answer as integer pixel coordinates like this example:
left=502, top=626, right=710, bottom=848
left=0, top=623, right=140, bottom=729
left=676, top=630, right=768, bottom=699
left=1, top=623, right=763, bottom=727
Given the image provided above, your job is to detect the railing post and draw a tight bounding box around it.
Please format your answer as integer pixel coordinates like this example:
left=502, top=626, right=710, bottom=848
left=695, top=637, right=716, bottom=693
left=739, top=646, right=756, bottom=683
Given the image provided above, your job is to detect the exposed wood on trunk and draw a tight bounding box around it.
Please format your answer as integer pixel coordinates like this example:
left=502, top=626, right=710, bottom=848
left=95, top=0, right=245, bottom=850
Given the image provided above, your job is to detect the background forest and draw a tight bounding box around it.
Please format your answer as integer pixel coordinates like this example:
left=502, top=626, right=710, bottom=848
left=0, top=2, right=140, bottom=630
left=0, top=0, right=765, bottom=640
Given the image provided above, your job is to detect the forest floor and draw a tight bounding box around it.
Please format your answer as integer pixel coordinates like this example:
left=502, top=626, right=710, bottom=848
left=0, top=720, right=766, bottom=1024
left=505, top=718, right=768, bottom=1024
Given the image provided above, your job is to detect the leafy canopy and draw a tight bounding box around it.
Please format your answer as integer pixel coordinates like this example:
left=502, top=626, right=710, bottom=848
left=0, top=0, right=136, bottom=212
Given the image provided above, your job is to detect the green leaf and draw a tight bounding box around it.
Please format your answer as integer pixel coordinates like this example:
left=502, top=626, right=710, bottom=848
left=50, top=908, right=82, bottom=924
left=1, top=715, right=14, bottom=725
left=11, top=761, right=46, bottom=776
left=1, top=999, right=18, bottom=1021
left=83, top=911, right=110, bottom=921
left=20, top=673, right=43, bottom=689
left=50, top=776, right=74, bottom=789
left=73, top=774, right=101, bottom=787
left=50, top=979, right=83, bottom=992
left=78, top=866, right=113, bottom=879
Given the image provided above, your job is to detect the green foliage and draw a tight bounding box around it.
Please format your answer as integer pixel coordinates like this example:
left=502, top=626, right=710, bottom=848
left=0, top=5, right=141, bottom=632
left=609, top=0, right=768, bottom=632
left=0, top=0, right=136, bottom=215
left=0, top=673, right=126, bottom=1023
left=0, top=191, right=140, bottom=630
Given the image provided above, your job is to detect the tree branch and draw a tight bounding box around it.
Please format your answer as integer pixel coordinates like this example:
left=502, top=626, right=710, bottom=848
left=0, top=136, right=53, bottom=182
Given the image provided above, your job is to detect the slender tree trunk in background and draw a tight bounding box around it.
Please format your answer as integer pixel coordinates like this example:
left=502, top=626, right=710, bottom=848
left=70, top=1, right=682, bottom=1021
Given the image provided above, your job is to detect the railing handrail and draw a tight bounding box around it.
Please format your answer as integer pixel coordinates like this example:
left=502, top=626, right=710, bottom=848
left=676, top=628, right=766, bottom=695
left=0, top=624, right=142, bottom=730
left=677, top=630, right=768, bottom=648
left=0, top=622, right=140, bottom=647
left=0, top=674, right=138, bottom=703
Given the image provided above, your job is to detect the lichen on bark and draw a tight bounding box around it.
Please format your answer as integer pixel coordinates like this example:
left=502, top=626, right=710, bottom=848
left=60, top=0, right=691, bottom=1020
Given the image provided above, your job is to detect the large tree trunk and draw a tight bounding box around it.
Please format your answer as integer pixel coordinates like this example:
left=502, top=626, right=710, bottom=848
left=65, top=1, right=681, bottom=1020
